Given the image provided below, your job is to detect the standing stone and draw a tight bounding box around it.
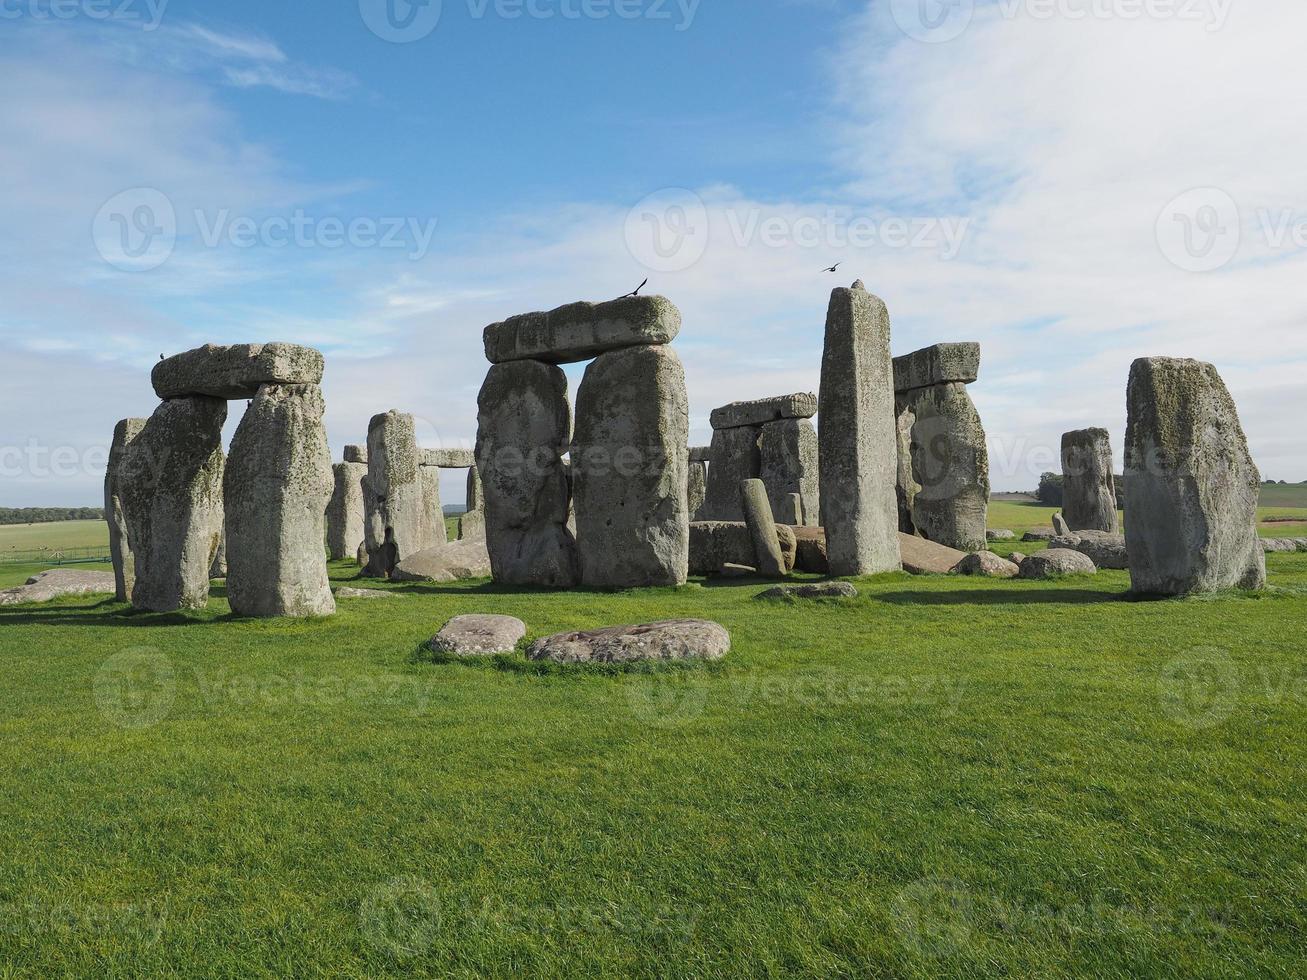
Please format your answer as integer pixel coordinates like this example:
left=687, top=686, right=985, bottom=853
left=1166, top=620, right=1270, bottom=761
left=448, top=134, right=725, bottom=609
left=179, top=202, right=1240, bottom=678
left=343, top=445, right=368, bottom=464
left=209, top=525, right=226, bottom=579
left=225, top=384, right=335, bottom=618
left=703, top=425, right=761, bottom=521
left=572, top=345, right=689, bottom=588
left=475, top=361, right=578, bottom=587
left=780, top=493, right=804, bottom=525
left=687, top=459, right=707, bottom=520
left=1062, top=428, right=1118, bottom=533
left=363, top=411, right=425, bottom=579
left=420, top=465, right=447, bottom=550
left=740, top=479, right=786, bottom=577
left=818, top=283, right=901, bottom=575
left=460, top=465, right=486, bottom=541
left=120, top=397, right=227, bottom=612
left=895, top=397, right=919, bottom=533
left=1125, top=357, right=1265, bottom=595
left=105, top=418, right=146, bottom=602
left=900, top=382, right=989, bottom=551
left=327, top=461, right=368, bottom=560
left=759, top=418, right=819, bottom=528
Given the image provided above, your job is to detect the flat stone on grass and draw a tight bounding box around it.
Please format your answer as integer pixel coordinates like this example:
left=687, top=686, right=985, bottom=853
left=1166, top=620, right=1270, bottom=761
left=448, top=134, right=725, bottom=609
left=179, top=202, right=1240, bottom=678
left=432, top=614, right=527, bottom=657
left=527, top=620, right=730, bottom=664
left=1017, top=549, right=1098, bottom=579
left=755, top=582, right=858, bottom=601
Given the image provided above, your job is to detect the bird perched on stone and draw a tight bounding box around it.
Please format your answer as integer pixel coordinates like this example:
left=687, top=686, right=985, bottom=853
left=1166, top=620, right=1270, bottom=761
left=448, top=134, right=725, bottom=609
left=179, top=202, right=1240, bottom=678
left=159, top=353, right=165, bottom=361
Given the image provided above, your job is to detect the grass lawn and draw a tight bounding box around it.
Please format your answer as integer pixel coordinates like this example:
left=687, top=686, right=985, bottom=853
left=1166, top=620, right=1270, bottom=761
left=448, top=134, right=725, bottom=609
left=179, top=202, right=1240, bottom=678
left=1, top=539, right=1305, bottom=977
left=0, top=520, right=109, bottom=556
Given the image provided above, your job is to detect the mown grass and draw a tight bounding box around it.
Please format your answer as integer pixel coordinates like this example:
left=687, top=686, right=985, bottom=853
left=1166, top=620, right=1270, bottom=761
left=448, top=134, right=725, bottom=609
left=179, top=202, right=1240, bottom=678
left=1, top=545, right=1305, bottom=977
left=0, top=520, right=109, bottom=555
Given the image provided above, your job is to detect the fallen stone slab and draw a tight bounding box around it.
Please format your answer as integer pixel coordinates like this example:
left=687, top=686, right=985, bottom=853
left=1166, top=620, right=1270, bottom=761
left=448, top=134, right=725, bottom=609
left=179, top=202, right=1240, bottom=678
left=1006, top=552, right=1027, bottom=565
left=952, top=551, right=1020, bottom=578
left=153, top=343, right=323, bottom=400
left=1262, top=538, right=1298, bottom=553
left=986, top=529, right=1015, bottom=541
left=421, top=448, right=476, bottom=469
left=709, top=392, right=817, bottom=430
left=719, top=563, right=757, bottom=577
left=689, top=521, right=796, bottom=575
left=1017, top=549, right=1098, bottom=579
left=527, top=619, right=730, bottom=664
left=483, top=295, right=680, bottom=364
left=1022, top=528, right=1055, bottom=542
left=431, top=614, right=527, bottom=657
left=0, top=569, right=117, bottom=606
left=892, top=342, right=980, bottom=393
left=1063, top=530, right=1129, bottom=570
left=755, top=582, right=858, bottom=601
left=391, top=537, right=493, bottom=583
left=343, top=445, right=368, bottom=464
left=335, top=587, right=394, bottom=599
left=740, top=479, right=786, bottom=577
left=898, top=533, right=968, bottom=575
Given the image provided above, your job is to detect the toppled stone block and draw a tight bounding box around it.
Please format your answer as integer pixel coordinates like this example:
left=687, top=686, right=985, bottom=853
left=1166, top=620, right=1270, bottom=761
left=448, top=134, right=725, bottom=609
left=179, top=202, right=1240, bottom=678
left=483, top=295, right=680, bottom=365
left=527, top=620, right=730, bottom=664
left=740, top=478, right=786, bottom=577
left=709, top=392, right=817, bottom=430
left=755, top=581, right=858, bottom=601
left=431, top=614, right=526, bottom=657
left=152, top=343, right=323, bottom=400
left=898, top=533, right=968, bottom=575
left=892, top=342, right=980, bottom=393
left=0, top=569, right=117, bottom=606
left=952, top=551, right=1020, bottom=578
left=689, top=521, right=796, bottom=575
left=391, top=537, right=492, bottom=583
left=1017, top=549, right=1098, bottom=579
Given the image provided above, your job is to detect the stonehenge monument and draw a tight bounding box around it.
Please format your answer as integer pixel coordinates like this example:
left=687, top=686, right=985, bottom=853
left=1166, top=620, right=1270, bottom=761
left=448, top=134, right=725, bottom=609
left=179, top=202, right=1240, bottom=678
left=739, top=479, right=786, bottom=577
left=477, top=295, right=689, bottom=588
left=894, top=342, right=990, bottom=552
left=1124, top=357, right=1265, bottom=595
left=1061, top=428, right=1118, bottom=533
left=105, top=417, right=146, bottom=602
left=117, top=343, right=333, bottom=616
left=818, top=282, right=901, bottom=576
left=328, top=458, right=368, bottom=561
left=703, top=393, right=819, bottom=525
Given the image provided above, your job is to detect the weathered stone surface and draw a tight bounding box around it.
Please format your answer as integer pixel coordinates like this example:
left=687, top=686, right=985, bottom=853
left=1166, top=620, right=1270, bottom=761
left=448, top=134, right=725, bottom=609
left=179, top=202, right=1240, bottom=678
left=897, top=382, right=989, bottom=551
left=719, top=563, right=757, bottom=577
left=421, top=448, right=476, bottom=468
left=475, top=361, right=578, bottom=587
left=484, top=295, right=680, bottom=365
left=460, top=466, right=486, bottom=541
left=819, top=284, right=901, bottom=575
left=1063, top=529, right=1129, bottom=570
left=225, top=384, right=335, bottom=618
left=791, top=526, right=829, bottom=574
left=363, top=410, right=426, bottom=579
left=431, top=614, right=526, bottom=657
left=1062, top=428, right=1119, bottom=532
left=898, top=533, right=968, bottom=575
left=391, top=537, right=492, bottom=583
left=702, top=425, right=761, bottom=522
left=987, top=529, right=1015, bottom=541
left=209, top=526, right=226, bottom=579
left=527, top=620, right=730, bottom=664
left=1017, top=548, right=1098, bottom=579
left=152, top=343, right=323, bottom=400
left=740, top=479, right=786, bottom=577
left=105, top=417, right=146, bottom=602
left=1022, top=528, right=1055, bottom=542
left=343, top=445, right=368, bottom=464
left=688, top=446, right=712, bottom=464
left=327, top=462, right=368, bottom=561
left=1006, top=552, right=1027, bottom=565
left=688, top=521, right=796, bottom=575
left=1052, top=513, right=1075, bottom=539
left=0, top=569, right=117, bottom=606
left=572, top=345, right=689, bottom=588
left=952, top=551, right=1020, bottom=578
left=893, top=342, right=980, bottom=393
left=710, top=393, right=817, bottom=430
left=420, top=465, right=447, bottom=550
left=760, top=418, right=819, bottom=528
left=336, top=587, right=394, bottom=599
left=687, top=460, right=707, bottom=521
left=356, top=541, right=368, bottom=565
left=120, top=396, right=227, bottom=612
left=772, top=493, right=802, bottom=525
left=755, top=581, right=858, bottom=601
left=1125, top=357, right=1265, bottom=595
left=1262, top=538, right=1298, bottom=553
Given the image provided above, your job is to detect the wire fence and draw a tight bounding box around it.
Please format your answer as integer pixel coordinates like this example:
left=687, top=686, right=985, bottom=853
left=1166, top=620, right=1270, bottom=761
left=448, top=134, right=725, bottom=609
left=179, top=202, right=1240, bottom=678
left=0, top=547, right=112, bottom=567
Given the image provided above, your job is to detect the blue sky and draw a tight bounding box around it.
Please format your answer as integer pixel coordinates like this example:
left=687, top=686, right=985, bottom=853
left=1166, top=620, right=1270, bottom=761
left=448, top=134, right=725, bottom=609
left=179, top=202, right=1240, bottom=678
left=2, top=0, right=1304, bottom=506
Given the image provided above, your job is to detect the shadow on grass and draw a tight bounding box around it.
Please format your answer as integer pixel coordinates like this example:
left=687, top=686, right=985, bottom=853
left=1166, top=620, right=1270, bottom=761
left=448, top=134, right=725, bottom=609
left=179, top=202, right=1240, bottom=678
left=876, top=588, right=1127, bottom=606
left=0, top=601, right=215, bottom=628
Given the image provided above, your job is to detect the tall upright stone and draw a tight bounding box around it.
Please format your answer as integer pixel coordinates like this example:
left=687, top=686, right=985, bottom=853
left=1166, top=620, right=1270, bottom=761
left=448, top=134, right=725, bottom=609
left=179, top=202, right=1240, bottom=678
left=899, top=382, right=989, bottom=551
left=1125, top=357, right=1265, bottom=595
left=105, top=418, right=146, bottom=602
left=687, top=459, right=707, bottom=520
left=363, top=410, right=425, bottom=579
left=572, top=344, right=690, bottom=588
left=120, top=397, right=227, bottom=611
left=759, top=418, right=819, bottom=528
left=818, top=282, right=901, bottom=575
left=703, top=426, right=761, bottom=521
left=420, top=465, right=448, bottom=550
left=225, top=384, right=335, bottom=618
left=475, top=361, right=578, bottom=587
left=1062, top=428, right=1118, bottom=533
left=327, top=461, right=368, bottom=560
left=460, top=464, right=486, bottom=541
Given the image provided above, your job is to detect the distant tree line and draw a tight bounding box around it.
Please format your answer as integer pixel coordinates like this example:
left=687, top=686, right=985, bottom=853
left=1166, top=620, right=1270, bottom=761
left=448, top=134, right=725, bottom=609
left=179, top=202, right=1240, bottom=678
left=0, top=507, right=104, bottom=526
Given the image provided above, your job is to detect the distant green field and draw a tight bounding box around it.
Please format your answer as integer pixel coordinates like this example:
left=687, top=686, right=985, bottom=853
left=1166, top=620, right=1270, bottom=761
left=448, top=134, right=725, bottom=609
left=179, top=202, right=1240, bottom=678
left=0, top=520, right=109, bottom=555
left=1257, top=482, right=1307, bottom=509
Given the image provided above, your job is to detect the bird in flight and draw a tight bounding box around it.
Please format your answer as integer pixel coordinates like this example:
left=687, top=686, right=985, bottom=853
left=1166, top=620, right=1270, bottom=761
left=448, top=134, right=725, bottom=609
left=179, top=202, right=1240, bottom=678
left=620, top=277, right=649, bottom=299
left=822, top=263, right=841, bottom=273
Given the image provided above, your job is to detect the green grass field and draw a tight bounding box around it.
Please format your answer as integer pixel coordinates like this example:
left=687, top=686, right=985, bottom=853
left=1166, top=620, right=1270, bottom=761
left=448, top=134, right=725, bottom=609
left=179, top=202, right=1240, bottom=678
left=0, top=519, right=109, bottom=555
left=1, top=522, right=1305, bottom=976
